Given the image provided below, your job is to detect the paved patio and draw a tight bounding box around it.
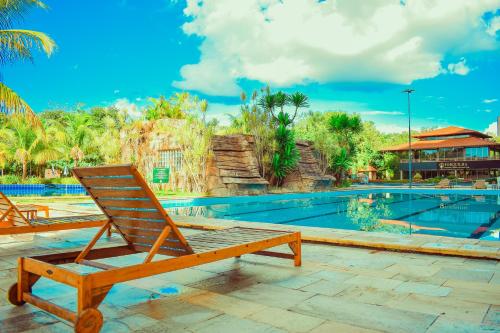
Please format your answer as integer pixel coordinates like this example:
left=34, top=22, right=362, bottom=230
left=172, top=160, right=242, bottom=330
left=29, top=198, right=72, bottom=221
left=0, top=226, right=499, bottom=333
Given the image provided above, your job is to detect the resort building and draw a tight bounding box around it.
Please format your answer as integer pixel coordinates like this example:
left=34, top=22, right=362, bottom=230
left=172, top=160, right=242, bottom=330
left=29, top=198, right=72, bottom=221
left=382, top=126, right=500, bottom=180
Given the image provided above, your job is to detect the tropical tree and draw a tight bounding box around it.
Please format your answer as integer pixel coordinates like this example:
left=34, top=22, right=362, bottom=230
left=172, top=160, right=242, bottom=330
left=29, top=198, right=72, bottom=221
left=295, top=111, right=338, bottom=174
left=272, top=111, right=299, bottom=185
left=327, top=112, right=363, bottom=182
left=0, top=0, right=56, bottom=120
left=257, top=89, right=309, bottom=185
left=330, top=148, right=352, bottom=182
left=0, top=116, right=61, bottom=179
left=287, top=92, right=309, bottom=122
left=65, top=112, right=95, bottom=167
left=328, top=112, right=363, bottom=153
left=145, top=92, right=196, bottom=120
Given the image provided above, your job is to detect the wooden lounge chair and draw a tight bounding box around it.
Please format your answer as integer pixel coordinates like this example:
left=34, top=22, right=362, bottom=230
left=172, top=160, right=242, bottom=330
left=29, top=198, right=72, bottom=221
left=8, top=164, right=301, bottom=332
left=435, top=178, right=451, bottom=189
left=0, top=192, right=107, bottom=236
left=473, top=179, right=487, bottom=189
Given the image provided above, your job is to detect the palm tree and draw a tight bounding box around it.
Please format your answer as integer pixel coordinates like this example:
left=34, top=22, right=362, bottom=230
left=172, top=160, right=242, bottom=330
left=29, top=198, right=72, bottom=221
left=274, top=91, right=287, bottom=113
left=287, top=92, right=309, bottom=122
left=0, top=0, right=56, bottom=119
left=1, top=116, right=61, bottom=180
left=65, top=113, right=94, bottom=167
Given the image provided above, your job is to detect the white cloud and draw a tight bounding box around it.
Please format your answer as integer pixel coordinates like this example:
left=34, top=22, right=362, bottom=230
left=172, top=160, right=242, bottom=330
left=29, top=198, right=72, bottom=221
left=175, top=0, right=500, bottom=96
left=487, top=15, right=500, bottom=36
left=485, top=121, right=498, bottom=135
left=447, top=58, right=472, bottom=75
left=205, top=102, right=240, bottom=125
left=113, top=98, right=142, bottom=119
left=483, top=98, right=498, bottom=103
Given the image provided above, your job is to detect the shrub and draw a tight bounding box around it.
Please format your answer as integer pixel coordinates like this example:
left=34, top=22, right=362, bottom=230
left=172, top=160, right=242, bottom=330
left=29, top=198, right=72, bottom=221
left=23, top=177, right=44, bottom=184
left=413, top=173, right=422, bottom=181
left=0, top=175, right=21, bottom=184
left=338, top=179, right=352, bottom=188
left=59, top=177, right=80, bottom=185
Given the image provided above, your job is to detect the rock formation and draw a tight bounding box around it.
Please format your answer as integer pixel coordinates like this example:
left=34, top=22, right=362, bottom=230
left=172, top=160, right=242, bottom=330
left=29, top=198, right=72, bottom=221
left=282, top=141, right=334, bottom=191
left=207, top=135, right=269, bottom=196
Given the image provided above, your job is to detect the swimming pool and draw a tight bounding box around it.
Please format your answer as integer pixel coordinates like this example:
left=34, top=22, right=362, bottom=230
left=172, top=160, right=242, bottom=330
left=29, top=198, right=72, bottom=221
left=0, top=184, right=86, bottom=196
left=76, top=189, right=500, bottom=241
left=160, top=189, right=500, bottom=241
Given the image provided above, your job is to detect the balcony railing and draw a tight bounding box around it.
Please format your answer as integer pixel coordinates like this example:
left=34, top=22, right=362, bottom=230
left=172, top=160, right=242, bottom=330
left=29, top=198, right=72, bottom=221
left=400, top=156, right=500, bottom=163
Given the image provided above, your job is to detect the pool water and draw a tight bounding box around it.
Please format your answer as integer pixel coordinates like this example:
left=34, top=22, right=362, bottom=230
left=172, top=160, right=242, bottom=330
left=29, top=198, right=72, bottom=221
left=163, top=191, right=500, bottom=241
left=0, top=184, right=86, bottom=196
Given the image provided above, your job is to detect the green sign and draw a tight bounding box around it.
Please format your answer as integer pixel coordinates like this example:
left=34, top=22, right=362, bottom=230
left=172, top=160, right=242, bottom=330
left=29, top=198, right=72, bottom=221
left=152, top=167, right=170, bottom=184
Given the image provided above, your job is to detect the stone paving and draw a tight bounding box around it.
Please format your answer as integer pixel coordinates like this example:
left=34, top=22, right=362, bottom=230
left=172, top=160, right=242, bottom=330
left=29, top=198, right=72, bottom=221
left=0, top=226, right=499, bottom=333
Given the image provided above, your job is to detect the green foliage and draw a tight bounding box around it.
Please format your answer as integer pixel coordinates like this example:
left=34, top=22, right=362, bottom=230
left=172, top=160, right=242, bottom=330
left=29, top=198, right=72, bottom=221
left=144, top=93, right=198, bottom=120
left=227, top=88, right=308, bottom=185
left=414, top=172, right=423, bottom=181
left=272, top=111, right=299, bottom=183
left=0, top=0, right=55, bottom=120
left=0, top=174, right=20, bottom=184
left=260, top=89, right=308, bottom=185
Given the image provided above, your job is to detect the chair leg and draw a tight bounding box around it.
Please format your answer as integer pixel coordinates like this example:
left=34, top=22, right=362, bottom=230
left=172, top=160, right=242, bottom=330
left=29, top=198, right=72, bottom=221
left=76, top=281, right=111, bottom=332
left=288, top=235, right=302, bottom=267
left=11, top=258, right=40, bottom=306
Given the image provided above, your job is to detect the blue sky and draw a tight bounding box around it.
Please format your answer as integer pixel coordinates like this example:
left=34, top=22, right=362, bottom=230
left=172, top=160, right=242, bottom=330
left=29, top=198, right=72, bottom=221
left=3, top=0, right=500, bottom=133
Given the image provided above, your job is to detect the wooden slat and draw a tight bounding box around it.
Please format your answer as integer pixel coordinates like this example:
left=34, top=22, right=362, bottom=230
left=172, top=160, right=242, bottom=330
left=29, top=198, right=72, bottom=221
left=104, top=209, right=162, bottom=220
left=74, top=165, right=136, bottom=177
left=73, top=165, right=193, bottom=256
left=118, top=226, right=162, bottom=238
left=0, top=203, right=11, bottom=209
left=30, top=246, right=136, bottom=264
left=89, top=232, right=299, bottom=287
left=133, top=244, right=186, bottom=257
left=79, top=260, right=116, bottom=270
left=112, top=218, right=165, bottom=230
left=81, top=177, right=139, bottom=188
left=0, top=219, right=107, bottom=236
left=90, top=189, right=148, bottom=199
left=98, top=199, right=156, bottom=209
left=124, top=235, right=183, bottom=250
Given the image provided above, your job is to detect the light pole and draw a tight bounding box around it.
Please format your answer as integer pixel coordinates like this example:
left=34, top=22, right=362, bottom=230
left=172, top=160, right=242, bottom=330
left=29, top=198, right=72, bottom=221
left=402, top=88, right=415, bottom=189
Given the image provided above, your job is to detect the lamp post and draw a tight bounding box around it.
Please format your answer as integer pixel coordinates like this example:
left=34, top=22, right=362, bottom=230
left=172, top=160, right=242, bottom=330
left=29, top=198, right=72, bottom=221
left=402, top=88, right=415, bottom=189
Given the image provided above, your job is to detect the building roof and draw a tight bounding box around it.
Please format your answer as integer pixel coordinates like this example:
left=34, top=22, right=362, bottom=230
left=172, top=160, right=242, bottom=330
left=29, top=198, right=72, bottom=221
left=382, top=136, right=500, bottom=152
left=412, top=126, right=490, bottom=139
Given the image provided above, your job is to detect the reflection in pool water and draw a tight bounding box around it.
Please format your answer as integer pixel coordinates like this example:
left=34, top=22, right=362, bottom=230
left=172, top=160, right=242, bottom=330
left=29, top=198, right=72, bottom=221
left=162, top=192, right=500, bottom=241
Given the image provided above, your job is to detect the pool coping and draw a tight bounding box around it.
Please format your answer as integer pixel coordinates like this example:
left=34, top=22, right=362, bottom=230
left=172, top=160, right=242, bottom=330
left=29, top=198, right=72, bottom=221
left=172, top=215, right=500, bottom=261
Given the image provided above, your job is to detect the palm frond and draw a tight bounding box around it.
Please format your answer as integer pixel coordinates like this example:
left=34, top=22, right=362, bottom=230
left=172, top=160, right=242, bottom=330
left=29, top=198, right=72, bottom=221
left=0, top=29, right=55, bottom=64
left=0, top=0, right=47, bottom=28
left=0, top=82, right=40, bottom=124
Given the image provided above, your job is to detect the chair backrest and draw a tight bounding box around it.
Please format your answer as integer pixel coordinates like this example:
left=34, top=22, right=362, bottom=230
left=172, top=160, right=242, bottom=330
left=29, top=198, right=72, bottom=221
left=0, top=192, right=29, bottom=225
left=72, top=165, right=193, bottom=256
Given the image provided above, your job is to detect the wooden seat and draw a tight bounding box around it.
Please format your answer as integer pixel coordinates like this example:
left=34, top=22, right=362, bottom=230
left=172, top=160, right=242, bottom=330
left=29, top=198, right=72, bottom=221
left=0, top=192, right=107, bottom=235
left=9, top=164, right=301, bottom=333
